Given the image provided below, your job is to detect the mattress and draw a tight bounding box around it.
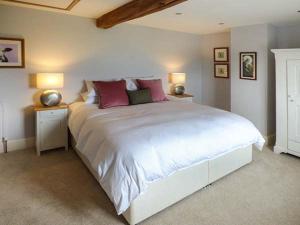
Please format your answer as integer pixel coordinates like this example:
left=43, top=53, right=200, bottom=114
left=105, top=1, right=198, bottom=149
left=68, top=101, right=265, bottom=214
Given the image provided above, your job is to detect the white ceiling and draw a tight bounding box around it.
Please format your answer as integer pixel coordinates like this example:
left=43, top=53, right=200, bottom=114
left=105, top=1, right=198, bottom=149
left=14, top=0, right=73, bottom=8
left=1, top=0, right=300, bottom=34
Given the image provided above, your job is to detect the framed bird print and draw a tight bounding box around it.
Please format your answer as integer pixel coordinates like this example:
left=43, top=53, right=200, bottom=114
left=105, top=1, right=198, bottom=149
left=214, top=47, right=229, bottom=62
left=240, top=52, right=257, bottom=80
left=214, top=64, right=229, bottom=78
left=0, top=37, right=25, bottom=68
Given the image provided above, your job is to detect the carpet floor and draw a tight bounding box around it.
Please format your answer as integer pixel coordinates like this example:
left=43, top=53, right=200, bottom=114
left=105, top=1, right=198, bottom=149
left=0, top=147, right=299, bottom=225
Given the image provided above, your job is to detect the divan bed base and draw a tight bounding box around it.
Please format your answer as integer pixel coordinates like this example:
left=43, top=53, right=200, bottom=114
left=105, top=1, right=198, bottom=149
left=71, top=137, right=252, bottom=225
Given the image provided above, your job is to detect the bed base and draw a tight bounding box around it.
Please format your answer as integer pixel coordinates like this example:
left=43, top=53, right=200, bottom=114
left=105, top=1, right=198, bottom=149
left=71, top=138, right=252, bottom=225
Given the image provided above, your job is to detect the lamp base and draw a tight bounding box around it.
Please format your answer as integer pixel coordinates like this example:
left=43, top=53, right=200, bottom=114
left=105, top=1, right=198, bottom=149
left=40, top=90, right=62, bottom=107
left=174, top=85, right=185, bottom=95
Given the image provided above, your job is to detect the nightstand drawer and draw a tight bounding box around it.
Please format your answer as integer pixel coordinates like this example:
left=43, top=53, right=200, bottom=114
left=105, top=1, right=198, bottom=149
left=176, top=97, right=193, bottom=102
left=39, top=119, right=67, bottom=150
left=34, top=105, right=69, bottom=156
left=40, top=109, right=66, bottom=120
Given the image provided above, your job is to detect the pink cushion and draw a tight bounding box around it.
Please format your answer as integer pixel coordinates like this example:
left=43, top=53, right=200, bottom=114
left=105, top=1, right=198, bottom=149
left=93, top=80, right=129, bottom=109
left=136, top=79, right=168, bottom=102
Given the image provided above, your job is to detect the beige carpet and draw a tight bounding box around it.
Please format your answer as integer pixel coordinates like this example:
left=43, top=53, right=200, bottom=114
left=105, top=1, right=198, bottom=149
left=0, top=147, right=299, bottom=225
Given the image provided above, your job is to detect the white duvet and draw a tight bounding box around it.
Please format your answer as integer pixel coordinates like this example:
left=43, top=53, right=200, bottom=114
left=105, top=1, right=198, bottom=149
left=69, top=101, right=265, bottom=215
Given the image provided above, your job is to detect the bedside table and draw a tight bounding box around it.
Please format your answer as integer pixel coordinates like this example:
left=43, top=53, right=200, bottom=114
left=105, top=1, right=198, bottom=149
left=168, top=94, right=194, bottom=102
left=34, top=104, right=68, bottom=156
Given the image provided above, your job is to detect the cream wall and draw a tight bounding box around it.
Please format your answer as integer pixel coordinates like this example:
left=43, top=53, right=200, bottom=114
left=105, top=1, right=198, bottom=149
left=200, top=32, right=231, bottom=111
left=276, top=24, right=300, bottom=48
left=230, top=24, right=276, bottom=137
left=0, top=5, right=204, bottom=147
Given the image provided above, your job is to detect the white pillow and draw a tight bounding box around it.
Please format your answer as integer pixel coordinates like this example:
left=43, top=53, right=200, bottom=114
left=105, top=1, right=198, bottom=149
left=85, top=80, right=97, bottom=97
left=126, top=79, right=138, bottom=91
left=80, top=92, right=98, bottom=104
left=85, top=79, right=138, bottom=97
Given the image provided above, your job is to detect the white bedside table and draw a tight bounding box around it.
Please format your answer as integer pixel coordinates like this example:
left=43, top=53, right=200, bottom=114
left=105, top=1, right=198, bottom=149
left=168, top=94, right=194, bottom=102
left=34, top=104, right=68, bottom=156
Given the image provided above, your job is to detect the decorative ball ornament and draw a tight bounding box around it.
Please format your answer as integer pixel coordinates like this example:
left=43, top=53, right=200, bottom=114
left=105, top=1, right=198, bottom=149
left=40, top=90, right=62, bottom=107
left=174, top=85, right=185, bottom=95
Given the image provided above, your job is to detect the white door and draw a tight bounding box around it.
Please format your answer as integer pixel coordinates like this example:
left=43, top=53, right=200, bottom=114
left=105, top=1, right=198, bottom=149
left=287, top=60, right=300, bottom=153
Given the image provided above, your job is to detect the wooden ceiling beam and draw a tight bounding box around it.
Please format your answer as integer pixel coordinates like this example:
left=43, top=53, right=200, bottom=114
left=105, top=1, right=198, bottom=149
left=96, top=0, right=187, bottom=29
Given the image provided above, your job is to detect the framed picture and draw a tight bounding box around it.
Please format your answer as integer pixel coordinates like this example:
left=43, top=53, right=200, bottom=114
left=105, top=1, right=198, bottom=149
left=214, top=47, right=229, bottom=62
left=240, top=52, right=257, bottom=80
left=214, top=64, right=229, bottom=79
left=0, top=37, right=25, bottom=68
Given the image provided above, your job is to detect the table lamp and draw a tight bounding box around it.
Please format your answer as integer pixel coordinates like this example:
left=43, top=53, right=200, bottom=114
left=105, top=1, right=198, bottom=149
left=36, top=73, right=64, bottom=107
left=170, top=73, right=186, bottom=95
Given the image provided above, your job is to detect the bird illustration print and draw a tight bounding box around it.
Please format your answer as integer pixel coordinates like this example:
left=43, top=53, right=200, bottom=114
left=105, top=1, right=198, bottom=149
left=0, top=48, right=13, bottom=62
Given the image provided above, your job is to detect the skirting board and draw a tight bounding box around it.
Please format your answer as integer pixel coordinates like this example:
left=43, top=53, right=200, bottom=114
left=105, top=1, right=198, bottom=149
left=274, top=145, right=300, bottom=157
left=0, top=137, right=35, bottom=153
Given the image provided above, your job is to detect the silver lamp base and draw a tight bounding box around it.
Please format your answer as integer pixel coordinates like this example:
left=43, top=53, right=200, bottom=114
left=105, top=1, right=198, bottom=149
left=174, top=85, right=185, bottom=95
left=40, top=90, right=62, bottom=107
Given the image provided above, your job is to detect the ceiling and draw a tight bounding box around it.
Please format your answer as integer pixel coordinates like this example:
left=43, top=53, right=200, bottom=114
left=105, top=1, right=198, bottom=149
left=1, top=0, right=300, bottom=34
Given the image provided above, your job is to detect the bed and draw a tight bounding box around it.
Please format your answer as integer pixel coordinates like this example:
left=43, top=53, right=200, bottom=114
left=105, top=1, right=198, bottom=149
left=68, top=100, right=264, bottom=225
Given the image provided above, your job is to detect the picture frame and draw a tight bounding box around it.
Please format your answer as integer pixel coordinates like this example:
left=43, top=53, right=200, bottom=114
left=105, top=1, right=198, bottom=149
left=214, top=63, right=229, bottom=79
left=0, top=37, right=25, bottom=68
left=240, top=52, right=257, bottom=80
left=214, top=47, right=229, bottom=62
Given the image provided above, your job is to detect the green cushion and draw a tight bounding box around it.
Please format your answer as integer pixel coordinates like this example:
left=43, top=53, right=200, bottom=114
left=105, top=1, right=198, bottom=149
left=127, top=89, right=152, bottom=105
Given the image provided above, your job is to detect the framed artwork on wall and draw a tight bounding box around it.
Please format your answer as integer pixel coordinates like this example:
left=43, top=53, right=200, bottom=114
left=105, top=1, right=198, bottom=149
left=214, top=47, right=229, bottom=62
left=214, top=63, right=229, bottom=79
left=0, top=37, right=25, bottom=68
left=240, top=52, right=257, bottom=80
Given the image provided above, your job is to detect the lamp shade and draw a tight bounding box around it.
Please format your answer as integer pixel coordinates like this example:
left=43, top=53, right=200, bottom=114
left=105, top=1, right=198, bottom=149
left=36, top=73, right=64, bottom=89
left=170, top=73, right=186, bottom=84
